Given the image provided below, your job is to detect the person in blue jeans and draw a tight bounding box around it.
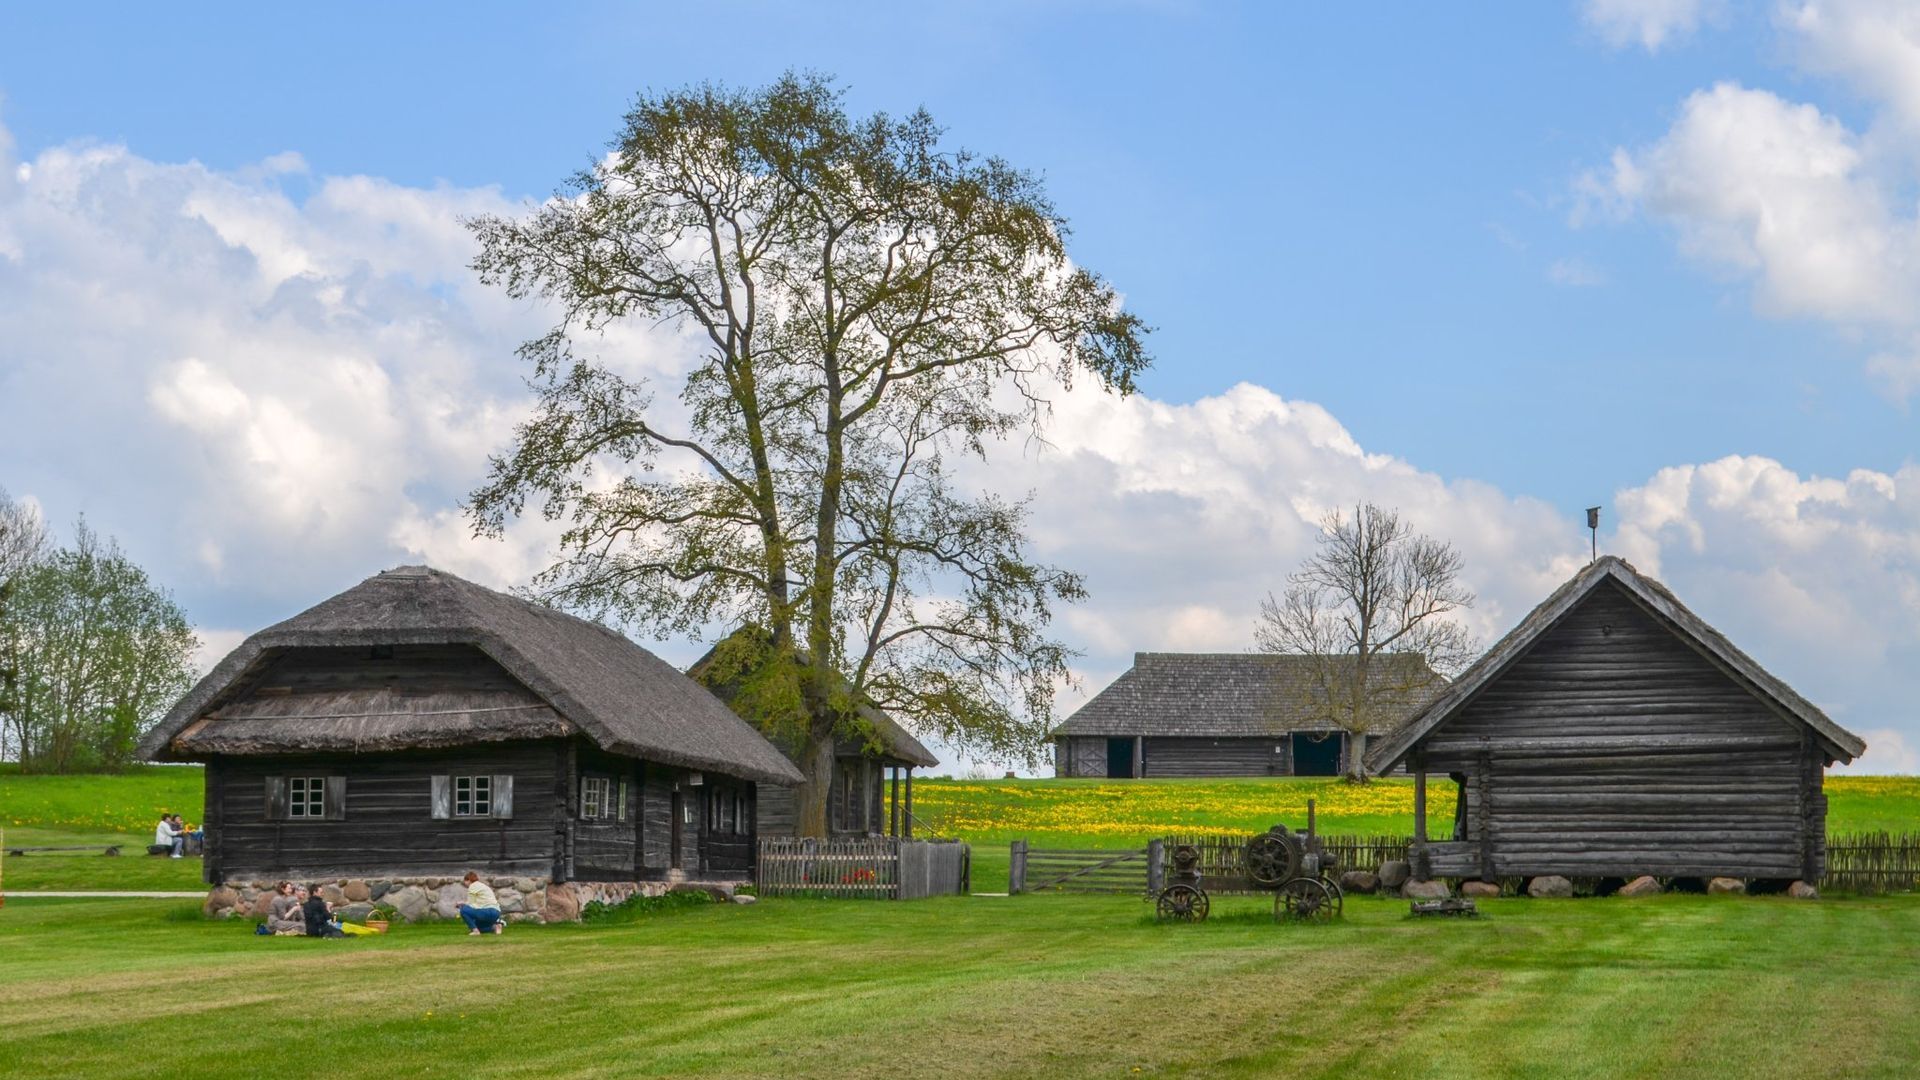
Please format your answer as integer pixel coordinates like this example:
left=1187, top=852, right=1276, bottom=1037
left=458, top=871, right=503, bottom=935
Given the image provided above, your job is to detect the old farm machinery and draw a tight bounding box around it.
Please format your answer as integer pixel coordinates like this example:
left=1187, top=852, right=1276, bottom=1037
left=1155, top=807, right=1344, bottom=923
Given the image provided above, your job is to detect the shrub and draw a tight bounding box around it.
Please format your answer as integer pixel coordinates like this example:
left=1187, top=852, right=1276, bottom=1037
left=580, top=890, right=716, bottom=924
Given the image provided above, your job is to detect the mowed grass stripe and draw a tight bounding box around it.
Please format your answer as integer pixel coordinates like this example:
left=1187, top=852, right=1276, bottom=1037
left=6, top=893, right=1920, bottom=1078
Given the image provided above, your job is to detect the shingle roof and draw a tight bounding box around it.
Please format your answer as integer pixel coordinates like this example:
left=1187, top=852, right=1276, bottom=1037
left=1052, top=652, right=1440, bottom=739
left=139, top=566, right=805, bottom=785
left=1365, top=556, right=1867, bottom=772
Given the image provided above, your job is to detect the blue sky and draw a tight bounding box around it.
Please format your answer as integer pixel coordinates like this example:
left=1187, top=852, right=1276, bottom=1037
left=4, top=2, right=1903, bottom=501
left=2, top=2, right=1918, bottom=770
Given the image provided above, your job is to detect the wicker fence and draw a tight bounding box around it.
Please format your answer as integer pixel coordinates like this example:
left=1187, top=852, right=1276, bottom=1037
left=756, top=837, right=970, bottom=899
left=1823, top=832, right=1920, bottom=895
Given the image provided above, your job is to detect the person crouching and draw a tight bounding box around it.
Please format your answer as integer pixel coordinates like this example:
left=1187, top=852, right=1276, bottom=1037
left=458, top=872, right=503, bottom=936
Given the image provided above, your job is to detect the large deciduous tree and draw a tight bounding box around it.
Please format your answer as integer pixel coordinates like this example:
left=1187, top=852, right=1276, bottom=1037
left=1255, top=504, right=1476, bottom=781
left=465, top=74, right=1150, bottom=834
left=0, top=487, right=49, bottom=762
left=0, top=518, right=198, bottom=772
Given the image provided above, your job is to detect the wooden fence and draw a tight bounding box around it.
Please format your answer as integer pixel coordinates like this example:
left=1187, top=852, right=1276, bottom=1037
left=1010, top=840, right=1151, bottom=894
left=1157, top=833, right=1409, bottom=895
left=1823, top=832, right=1920, bottom=895
left=756, top=837, right=970, bottom=899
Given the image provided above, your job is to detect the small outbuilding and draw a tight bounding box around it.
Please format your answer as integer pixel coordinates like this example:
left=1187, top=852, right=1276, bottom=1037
left=689, top=635, right=940, bottom=838
left=139, top=566, right=803, bottom=888
left=1052, top=652, right=1436, bottom=778
left=1367, top=556, right=1866, bottom=883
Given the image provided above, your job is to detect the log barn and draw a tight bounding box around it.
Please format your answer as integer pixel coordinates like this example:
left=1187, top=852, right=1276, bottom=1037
left=138, top=566, right=803, bottom=886
left=1052, top=652, right=1436, bottom=778
left=1367, top=556, right=1866, bottom=883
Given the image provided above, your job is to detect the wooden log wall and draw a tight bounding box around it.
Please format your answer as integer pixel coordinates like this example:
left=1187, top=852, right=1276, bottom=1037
left=211, top=740, right=561, bottom=880
left=1421, top=582, right=1824, bottom=881
left=1059, top=736, right=1107, bottom=777
left=1140, top=737, right=1287, bottom=778
left=698, top=775, right=756, bottom=876
left=573, top=744, right=638, bottom=880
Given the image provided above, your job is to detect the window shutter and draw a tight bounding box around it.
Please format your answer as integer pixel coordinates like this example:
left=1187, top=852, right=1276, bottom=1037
left=492, top=774, right=514, bottom=819
left=325, top=776, right=347, bottom=821
left=430, top=775, right=451, bottom=820
left=618, top=778, right=629, bottom=822
left=265, top=776, right=287, bottom=821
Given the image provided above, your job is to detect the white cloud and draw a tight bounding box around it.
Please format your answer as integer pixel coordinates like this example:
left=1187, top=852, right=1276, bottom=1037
left=1548, top=257, right=1607, bottom=286
left=1612, top=454, right=1920, bottom=771
left=0, top=121, right=633, bottom=612
left=1595, top=83, right=1913, bottom=323
left=1583, top=0, right=1718, bottom=51
left=4, top=118, right=1917, bottom=774
left=1587, top=7, right=1920, bottom=402
left=1785, top=0, right=1920, bottom=133
left=1836, top=727, right=1919, bottom=774
left=190, top=628, right=250, bottom=676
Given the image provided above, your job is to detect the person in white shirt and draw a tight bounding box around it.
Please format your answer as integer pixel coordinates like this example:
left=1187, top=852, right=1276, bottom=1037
left=458, top=871, right=503, bottom=936
left=153, top=814, right=182, bottom=857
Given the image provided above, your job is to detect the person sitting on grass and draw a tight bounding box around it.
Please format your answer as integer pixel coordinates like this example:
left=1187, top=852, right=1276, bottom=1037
left=302, top=883, right=345, bottom=939
left=173, top=814, right=200, bottom=855
left=152, top=813, right=182, bottom=857
left=457, top=872, right=503, bottom=936
left=267, top=882, right=305, bottom=935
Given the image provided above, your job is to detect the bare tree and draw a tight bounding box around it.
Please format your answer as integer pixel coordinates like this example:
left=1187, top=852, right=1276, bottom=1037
left=1255, top=503, right=1476, bottom=780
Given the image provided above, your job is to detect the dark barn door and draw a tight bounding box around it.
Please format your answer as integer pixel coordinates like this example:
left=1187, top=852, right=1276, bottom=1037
left=1290, top=731, right=1343, bottom=776
left=1105, top=737, right=1135, bottom=779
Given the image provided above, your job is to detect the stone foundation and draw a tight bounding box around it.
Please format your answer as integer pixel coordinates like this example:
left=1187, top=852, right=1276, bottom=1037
left=203, top=876, right=738, bottom=924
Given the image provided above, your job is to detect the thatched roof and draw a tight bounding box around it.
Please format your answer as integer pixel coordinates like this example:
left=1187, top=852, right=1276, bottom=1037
left=1052, top=652, right=1440, bottom=739
left=1366, top=556, right=1867, bottom=772
left=687, top=636, right=941, bottom=769
left=140, top=566, right=805, bottom=785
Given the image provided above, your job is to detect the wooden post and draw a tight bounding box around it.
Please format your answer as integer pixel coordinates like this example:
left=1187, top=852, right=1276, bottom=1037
left=1010, top=838, right=1029, bottom=894
left=889, top=767, right=901, bottom=838
left=1133, top=735, right=1144, bottom=778
left=1476, top=748, right=1493, bottom=881
left=1146, top=838, right=1166, bottom=896
left=903, top=768, right=914, bottom=838
left=1412, top=752, right=1430, bottom=880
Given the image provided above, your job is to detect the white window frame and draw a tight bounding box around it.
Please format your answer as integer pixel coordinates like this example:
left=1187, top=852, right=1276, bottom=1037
left=581, top=776, right=612, bottom=820
left=453, top=774, right=493, bottom=819
left=288, top=776, right=327, bottom=819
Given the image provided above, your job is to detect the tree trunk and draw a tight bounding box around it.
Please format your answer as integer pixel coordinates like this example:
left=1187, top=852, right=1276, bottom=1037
left=1346, top=729, right=1369, bottom=783
left=794, top=733, right=835, bottom=838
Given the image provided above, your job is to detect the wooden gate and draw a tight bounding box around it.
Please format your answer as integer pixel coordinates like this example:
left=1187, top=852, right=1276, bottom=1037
left=1009, top=840, right=1151, bottom=894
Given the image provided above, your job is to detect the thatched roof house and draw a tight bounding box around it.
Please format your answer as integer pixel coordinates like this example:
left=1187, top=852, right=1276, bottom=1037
left=1368, top=556, right=1864, bottom=883
left=142, top=566, right=801, bottom=886
left=1053, top=652, right=1438, bottom=778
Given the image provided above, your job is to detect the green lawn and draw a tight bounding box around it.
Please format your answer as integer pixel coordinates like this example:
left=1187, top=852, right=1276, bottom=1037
left=3, top=890, right=1918, bottom=1078
left=0, top=766, right=207, bottom=891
